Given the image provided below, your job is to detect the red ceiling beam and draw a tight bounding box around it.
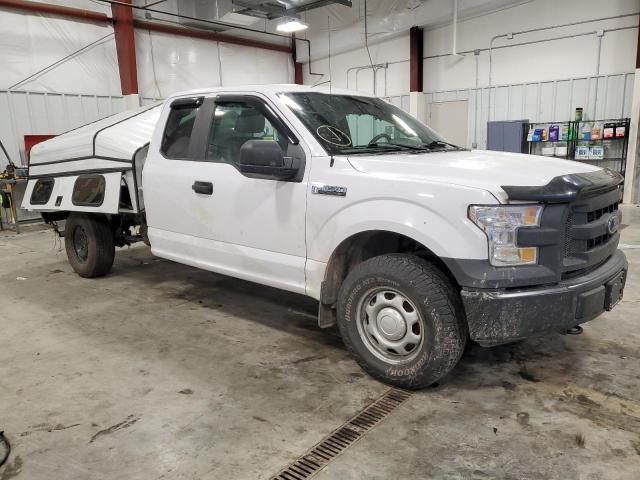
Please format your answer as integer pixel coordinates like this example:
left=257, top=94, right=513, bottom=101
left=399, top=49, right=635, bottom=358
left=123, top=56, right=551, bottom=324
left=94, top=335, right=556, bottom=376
left=134, top=20, right=293, bottom=54
left=0, top=0, right=110, bottom=23
left=111, top=0, right=138, bottom=95
left=0, top=0, right=292, bottom=54
left=409, top=26, right=424, bottom=92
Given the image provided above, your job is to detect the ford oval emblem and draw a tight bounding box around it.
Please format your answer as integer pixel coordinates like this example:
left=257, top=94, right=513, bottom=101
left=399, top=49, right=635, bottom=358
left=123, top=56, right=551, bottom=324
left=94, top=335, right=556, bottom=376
left=607, top=213, right=620, bottom=235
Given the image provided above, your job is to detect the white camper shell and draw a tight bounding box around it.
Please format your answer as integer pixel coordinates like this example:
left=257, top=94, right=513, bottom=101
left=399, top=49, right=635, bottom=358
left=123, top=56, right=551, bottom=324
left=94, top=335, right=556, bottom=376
left=23, top=104, right=162, bottom=215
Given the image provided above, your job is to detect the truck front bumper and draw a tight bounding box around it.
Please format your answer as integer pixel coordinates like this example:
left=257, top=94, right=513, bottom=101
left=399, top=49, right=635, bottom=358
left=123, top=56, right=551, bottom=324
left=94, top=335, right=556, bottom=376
left=461, top=250, right=628, bottom=346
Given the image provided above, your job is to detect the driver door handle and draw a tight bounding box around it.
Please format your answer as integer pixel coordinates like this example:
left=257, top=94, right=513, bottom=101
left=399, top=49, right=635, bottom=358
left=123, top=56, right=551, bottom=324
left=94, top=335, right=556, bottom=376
left=192, top=181, right=213, bottom=195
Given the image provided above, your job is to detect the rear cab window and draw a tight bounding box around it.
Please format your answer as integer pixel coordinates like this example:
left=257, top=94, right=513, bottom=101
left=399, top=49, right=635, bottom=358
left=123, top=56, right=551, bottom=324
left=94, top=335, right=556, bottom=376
left=161, top=97, right=204, bottom=159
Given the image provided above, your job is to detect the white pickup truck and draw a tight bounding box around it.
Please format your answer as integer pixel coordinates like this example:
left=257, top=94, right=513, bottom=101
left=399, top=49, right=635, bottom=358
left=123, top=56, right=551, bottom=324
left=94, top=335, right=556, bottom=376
left=23, top=84, right=628, bottom=389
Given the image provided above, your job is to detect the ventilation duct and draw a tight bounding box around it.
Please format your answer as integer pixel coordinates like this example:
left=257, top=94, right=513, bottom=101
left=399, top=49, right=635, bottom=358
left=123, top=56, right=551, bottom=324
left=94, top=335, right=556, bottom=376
left=176, top=0, right=260, bottom=29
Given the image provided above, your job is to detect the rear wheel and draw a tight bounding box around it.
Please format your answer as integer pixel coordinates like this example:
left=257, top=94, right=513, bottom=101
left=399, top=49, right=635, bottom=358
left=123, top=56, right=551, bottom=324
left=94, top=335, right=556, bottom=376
left=337, top=254, right=467, bottom=389
left=65, top=214, right=115, bottom=278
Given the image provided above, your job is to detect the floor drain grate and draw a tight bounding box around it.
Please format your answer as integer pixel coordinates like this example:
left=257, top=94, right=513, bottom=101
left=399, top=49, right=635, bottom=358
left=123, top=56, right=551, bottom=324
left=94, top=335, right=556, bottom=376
left=271, top=388, right=411, bottom=480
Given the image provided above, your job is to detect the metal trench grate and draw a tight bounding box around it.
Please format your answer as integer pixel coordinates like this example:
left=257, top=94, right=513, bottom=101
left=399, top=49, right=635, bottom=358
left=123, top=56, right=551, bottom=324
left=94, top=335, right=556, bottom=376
left=271, top=388, right=412, bottom=480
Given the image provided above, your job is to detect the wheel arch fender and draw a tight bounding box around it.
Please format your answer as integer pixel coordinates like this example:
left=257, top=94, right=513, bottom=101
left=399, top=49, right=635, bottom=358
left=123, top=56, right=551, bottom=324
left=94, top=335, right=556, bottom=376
left=306, top=198, right=487, bottom=305
left=307, top=198, right=487, bottom=264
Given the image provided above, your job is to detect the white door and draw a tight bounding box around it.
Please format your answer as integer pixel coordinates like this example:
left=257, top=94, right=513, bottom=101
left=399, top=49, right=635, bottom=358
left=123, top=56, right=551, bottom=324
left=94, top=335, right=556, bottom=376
left=144, top=95, right=308, bottom=294
left=429, top=100, right=469, bottom=148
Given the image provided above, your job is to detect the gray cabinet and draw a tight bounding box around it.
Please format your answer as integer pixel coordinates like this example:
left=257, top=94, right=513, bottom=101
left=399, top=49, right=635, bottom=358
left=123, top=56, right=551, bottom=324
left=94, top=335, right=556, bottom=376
left=487, top=120, right=529, bottom=153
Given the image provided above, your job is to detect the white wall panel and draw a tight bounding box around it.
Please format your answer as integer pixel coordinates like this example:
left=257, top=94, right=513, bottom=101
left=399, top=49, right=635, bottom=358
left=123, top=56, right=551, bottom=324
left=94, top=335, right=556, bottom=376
left=135, top=30, right=221, bottom=99
left=420, top=72, right=636, bottom=150
left=0, top=90, right=127, bottom=167
left=135, top=30, right=292, bottom=99
left=0, top=9, right=120, bottom=95
left=623, top=74, right=634, bottom=117
left=508, top=84, right=524, bottom=120
left=554, top=80, right=571, bottom=120
left=303, top=0, right=637, bottom=101
left=218, top=43, right=292, bottom=87
left=538, top=82, right=555, bottom=122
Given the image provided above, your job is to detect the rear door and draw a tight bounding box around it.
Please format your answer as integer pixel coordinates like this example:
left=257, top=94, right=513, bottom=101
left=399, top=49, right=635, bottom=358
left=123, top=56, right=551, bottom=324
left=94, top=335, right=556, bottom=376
left=144, top=94, right=309, bottom=294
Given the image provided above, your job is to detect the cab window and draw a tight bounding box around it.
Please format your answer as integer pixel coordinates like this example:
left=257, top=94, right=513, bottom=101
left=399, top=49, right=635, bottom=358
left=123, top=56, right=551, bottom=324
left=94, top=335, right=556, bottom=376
left=161, top=104, right=199, bottom=159
left=207, top=102, right=289, bottom=165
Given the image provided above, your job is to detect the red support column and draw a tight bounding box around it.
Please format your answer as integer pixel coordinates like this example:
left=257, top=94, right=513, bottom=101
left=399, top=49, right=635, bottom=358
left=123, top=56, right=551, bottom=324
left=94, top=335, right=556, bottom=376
left=111, top=0, right=138, bottom=96
left=409, top=26, right=424, bottom=92
left=294, top=63, right=304, bottom=85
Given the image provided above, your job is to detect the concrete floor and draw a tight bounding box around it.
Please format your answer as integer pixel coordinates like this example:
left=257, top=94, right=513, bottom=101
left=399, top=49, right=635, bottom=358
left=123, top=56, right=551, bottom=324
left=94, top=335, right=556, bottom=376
left=1, top=206, right=639, bottom=480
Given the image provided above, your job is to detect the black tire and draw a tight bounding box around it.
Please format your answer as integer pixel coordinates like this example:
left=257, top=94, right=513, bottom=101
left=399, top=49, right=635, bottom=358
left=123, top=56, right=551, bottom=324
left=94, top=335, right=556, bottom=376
left=337, top=254, right=467, bottom=389
left=65, top=214, right=115, bottom=278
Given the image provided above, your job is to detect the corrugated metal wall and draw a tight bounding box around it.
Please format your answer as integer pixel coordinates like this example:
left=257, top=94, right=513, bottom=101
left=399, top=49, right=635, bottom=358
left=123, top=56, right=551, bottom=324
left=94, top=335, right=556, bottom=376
left=2, top=74, right=634, bottom=166
left=386, top=72, right=636, bottom=150
left=0, top=90, right=130, bottom=167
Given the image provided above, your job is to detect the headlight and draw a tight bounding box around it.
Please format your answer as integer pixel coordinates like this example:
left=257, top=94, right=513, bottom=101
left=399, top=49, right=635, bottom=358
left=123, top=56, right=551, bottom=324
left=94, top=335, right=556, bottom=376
left=468, top=205, right=543, bottom=266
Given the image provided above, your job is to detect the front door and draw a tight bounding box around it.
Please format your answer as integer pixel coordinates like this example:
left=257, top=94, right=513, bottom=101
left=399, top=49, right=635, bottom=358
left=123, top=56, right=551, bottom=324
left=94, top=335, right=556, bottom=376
left=144, top=94, right=308, bottom=294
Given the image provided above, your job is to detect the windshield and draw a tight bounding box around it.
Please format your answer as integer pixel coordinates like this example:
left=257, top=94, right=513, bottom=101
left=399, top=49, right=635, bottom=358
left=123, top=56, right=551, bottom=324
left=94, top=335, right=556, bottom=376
left=278, top=92, right=462, bottom=155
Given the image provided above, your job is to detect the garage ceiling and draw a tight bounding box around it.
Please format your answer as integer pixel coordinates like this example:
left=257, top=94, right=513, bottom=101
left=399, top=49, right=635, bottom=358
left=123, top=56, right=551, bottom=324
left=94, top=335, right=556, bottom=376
left=233, top=0, right=353, bottom=19
left=139, top=0, right=353, bottom=29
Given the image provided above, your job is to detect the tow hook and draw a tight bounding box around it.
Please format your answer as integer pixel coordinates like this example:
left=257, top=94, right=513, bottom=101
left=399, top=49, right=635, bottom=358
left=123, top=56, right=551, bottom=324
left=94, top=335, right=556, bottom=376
left=566, top=325, right=583, bottom=335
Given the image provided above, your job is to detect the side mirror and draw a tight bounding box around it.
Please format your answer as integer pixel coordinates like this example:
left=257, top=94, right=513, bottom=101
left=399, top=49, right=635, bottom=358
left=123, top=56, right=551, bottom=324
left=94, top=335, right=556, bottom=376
left=238, top=140, right=299, bottom=180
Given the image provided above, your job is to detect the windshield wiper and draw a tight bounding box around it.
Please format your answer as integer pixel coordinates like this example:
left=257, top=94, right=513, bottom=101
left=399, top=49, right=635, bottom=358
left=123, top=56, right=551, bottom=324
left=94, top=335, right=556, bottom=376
left=421, top=140, right=461, bottom=150
left=367, top=141, right=428, bottom=151
left=339, top=145, right=406, bottom=154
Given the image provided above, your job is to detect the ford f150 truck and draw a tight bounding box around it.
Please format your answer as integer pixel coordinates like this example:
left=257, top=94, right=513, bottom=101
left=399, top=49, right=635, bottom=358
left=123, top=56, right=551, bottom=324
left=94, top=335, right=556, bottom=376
left=23, top=85, right=628, bottom=389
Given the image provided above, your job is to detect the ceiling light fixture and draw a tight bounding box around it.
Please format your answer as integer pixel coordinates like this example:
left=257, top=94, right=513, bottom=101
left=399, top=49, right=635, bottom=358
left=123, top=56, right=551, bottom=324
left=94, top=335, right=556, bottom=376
left=276, top=17, right=308, bottom=33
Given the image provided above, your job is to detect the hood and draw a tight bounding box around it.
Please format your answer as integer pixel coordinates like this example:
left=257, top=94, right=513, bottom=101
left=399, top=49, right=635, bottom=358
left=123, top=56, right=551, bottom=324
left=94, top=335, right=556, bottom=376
left=346, top=149, right=601, bottom=202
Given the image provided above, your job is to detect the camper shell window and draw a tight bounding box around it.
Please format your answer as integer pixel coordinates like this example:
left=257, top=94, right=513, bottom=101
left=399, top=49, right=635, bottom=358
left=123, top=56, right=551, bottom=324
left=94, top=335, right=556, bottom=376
left=30, top=178, right=55, bottom=205
left=72, top=175, right=106, bottom=206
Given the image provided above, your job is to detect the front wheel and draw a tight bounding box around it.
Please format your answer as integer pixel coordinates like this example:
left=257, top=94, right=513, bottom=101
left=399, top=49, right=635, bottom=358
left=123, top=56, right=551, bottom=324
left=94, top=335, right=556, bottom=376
left=337, top=254, right=467, bottom=389
left=65, top=214, right=115, bottom=278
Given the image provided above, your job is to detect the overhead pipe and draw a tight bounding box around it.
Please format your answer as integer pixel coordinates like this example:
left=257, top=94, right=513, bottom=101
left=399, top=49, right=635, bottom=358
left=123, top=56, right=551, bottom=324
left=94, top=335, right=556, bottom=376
left=346, top=63, right=388, bottom=94
left=345, top=19, right=639, bottom=85
left=483, top=12, right=639, bottom=125
left=452, top=0, right=458, bottom=56
left=297, top=38, right=324, bottom=79
left=333, top=10, right=639, bottom=84
left=487, top=12, right=640, bottom=91
left=473, top=49, right=480, bottom=148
